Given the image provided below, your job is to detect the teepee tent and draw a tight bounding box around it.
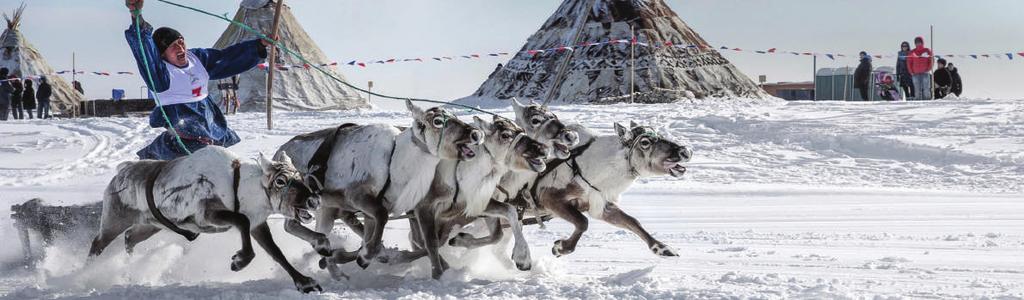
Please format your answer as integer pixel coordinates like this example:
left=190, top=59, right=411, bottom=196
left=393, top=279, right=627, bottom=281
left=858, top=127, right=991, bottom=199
left=209, top=0, right=368, bottom=112
left=1, top=4, right=83, bottom=115
left=466, top=0, right=770, bottom=104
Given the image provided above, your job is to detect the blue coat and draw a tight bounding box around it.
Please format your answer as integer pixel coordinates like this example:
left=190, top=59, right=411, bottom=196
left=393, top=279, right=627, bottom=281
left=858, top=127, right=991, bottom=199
left=126, top=18, right=266, bottom=160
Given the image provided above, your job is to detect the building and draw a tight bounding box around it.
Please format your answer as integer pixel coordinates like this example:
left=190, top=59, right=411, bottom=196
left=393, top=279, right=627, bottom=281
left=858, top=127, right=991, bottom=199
left=761, top=81, right=814, bottom=100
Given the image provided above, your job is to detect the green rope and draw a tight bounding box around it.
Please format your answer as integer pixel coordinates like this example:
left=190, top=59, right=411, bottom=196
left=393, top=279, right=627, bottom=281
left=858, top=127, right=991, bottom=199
left=155, top=0, right=502, bottom=118
left=133, top=10, right=192, bottom=155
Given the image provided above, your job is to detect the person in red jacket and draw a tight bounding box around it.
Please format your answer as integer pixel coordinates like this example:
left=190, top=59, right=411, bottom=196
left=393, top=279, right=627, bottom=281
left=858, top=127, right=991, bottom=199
left=906, top=36, right=933, bottom=100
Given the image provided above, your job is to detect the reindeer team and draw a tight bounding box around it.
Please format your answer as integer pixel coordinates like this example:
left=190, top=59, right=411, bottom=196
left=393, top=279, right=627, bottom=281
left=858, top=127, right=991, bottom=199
left=88, top=99, right=692, bottom=293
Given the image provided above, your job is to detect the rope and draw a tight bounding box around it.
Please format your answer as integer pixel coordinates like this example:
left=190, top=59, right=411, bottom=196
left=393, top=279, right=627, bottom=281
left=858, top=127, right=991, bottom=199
left=154, top=0, right=502, bottom=118
left=132, top=10, right=192, bottom=155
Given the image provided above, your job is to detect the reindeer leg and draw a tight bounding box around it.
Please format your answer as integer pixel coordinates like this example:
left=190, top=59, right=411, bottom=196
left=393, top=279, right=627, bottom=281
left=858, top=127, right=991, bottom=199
left=339, top=211, right=365, bottom=237
left=89, top=195, right=136, bottom=257
left=315, top=206, right=341, bottom=236
left=449, top=217, right=503, bottom=248
left=252, top=222, right=322, bottom=293
left=414, top=205, right=447, bottom=279
left=540, top=189, right=588, bottom=257
left=350, top=193, right=388, bottom=269
left=124, top=224, right=161, bottom=255
left=205, top=208, right=254, bottom=271
left=284, top=219, right=331, bottom=256
left=598, top=203, right=678, bottom=257
left=484, top=201, right=532, bottom=270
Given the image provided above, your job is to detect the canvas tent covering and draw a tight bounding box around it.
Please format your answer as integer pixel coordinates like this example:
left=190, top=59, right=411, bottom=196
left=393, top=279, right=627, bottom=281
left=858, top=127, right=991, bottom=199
left=1, top=5, right=82, bottom=115
left=466, top=0, right=770, bottom=104
left=209, top=0, right=368, bottom=112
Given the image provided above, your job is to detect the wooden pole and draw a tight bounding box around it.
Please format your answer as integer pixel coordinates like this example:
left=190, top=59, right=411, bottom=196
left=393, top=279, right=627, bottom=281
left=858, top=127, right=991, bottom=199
left=812, top=55, right=817, bottom=100
left=266, top=0, right=285, bottom=130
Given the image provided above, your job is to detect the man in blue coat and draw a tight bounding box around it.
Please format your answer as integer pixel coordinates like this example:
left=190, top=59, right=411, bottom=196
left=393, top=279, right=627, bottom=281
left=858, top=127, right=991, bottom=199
left=125, top=0, right=272, bottom=160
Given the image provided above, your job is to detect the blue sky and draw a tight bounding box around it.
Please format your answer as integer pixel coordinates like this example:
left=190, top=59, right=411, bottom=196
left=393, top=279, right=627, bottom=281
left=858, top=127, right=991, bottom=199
left=3, top=0, right=1022, bottom=105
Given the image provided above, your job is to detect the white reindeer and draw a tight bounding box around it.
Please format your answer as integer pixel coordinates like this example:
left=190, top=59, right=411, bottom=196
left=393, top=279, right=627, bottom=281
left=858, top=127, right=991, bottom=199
left=405, top=115, right=550, bottom=279
left=275, top=100, right=484, bottom=277
left=88, top=146, right=322, bottom=293
left=535, top=121, right=692, bottom=257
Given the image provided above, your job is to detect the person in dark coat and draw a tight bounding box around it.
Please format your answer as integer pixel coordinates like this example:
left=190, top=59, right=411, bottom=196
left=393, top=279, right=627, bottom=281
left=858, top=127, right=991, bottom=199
left=10, top=76, right=23, bottom=120
left=0, top=68, right=11, bottom=121
left=948, top=63, right=963, bottom=97
left=22, top=79, right=36, bottom=119
left=932, top=59, right=952, bottom=99
left=896, top=41, right=915, bottom=99
left=36, top=76, right=53, bottom=119
left=125, top=0, right=271, bottom=160
left=854, top=51, right=873, bottom=101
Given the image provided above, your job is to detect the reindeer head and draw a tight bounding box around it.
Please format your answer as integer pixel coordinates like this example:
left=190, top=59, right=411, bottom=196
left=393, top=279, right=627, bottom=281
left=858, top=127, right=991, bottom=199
left=473, top=115, right=549, bottom=173
left=407, top=100, right=484, bottom=160
left=258, top=152, right=319, bottom=223
left=512, top=98, right=579, bottom=159
left=614, top=121, right=692, bottom=178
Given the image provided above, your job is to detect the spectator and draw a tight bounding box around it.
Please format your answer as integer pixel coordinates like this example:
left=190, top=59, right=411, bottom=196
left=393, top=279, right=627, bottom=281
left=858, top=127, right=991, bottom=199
left=906, top=36, right=933, bottom=100
left=933, top=59, right=952, bottom=99
left=37, top=76, right=53, bottom=119
left=949, top=63, right=963, bottom=97
left=0, top=68, right=11, bottom=121
left=10, top=76, right=23, bottom=119
left=23, top=79, right=36, bottom=119
left=896, top=41, right=915, bottom=99
left=854, top=51, right=873, bottom=101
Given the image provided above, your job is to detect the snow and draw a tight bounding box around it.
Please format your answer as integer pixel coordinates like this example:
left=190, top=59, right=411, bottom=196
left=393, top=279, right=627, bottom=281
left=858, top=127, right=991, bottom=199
left=1, top=98, right=1023, bottom=299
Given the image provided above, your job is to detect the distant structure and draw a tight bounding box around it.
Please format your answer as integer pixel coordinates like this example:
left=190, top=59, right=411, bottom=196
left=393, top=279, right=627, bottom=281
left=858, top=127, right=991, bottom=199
left=1, top=4, right=83, bottom=115
left=210, top=0, right=368, bottom=112
left=466, top=0, right=770, bottom=104
left=761, top=82, right=814, bottom=100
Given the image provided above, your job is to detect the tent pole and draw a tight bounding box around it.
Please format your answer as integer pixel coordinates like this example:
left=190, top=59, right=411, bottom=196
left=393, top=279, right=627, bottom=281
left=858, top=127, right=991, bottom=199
left=266, top=0, right=285, bottom=130
left=812, top=55, right=817, bottom=100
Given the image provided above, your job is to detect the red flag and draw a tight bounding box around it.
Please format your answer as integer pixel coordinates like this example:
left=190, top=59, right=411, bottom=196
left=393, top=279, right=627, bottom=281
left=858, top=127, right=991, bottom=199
left=386, top=59, right=396, bottom=63
left=802, top=52, right=813, bottom=56
left=1018, top=52, right=1024, bottom=58
left=471, top=54, right=480, bottom=58
left=874, top=55, right=882, bottom=59
left=257, top=63, right=268, bottom=70
left=303, top=63, right=311, bottom=70
left=357, top=62, right=366, bottom=67
left=329, top=62, right=338, bottom=66
left=732, top=48, right=742, bottom=51
left=768, top=48, right=776, bottom=53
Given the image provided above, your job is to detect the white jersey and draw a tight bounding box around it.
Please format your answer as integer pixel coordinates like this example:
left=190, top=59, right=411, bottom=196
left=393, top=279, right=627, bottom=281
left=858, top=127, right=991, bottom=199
left=156, top=51, right=209, bottom=106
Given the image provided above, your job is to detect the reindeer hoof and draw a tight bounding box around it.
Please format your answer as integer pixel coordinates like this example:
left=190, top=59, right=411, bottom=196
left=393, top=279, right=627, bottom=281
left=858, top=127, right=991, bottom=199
left=552, top=239, right=574, bottom=257
left=230, top=250, right=255, bottom=271
left=293, top=275, right=322, bottom=293
left=313, top=237, right=332, bottom=257
left=184, top=231, right=200, bottom=241
left=650, top=242, right=679, bottom=257
left=513, top=256, right=532, bottom=271
left=356, top=255, right=370, bottom=269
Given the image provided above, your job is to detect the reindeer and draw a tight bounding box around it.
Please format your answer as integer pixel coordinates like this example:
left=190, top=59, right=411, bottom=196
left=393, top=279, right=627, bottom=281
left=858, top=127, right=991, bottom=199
left=275, top=100, right=484, bottom=277
left=402, top=115, right=550, bottom=279
left=532, top=121, right=692, bottom=258
left=442, top=100, right=579, bottom=252
left=88, top=146, right=322, bottom=293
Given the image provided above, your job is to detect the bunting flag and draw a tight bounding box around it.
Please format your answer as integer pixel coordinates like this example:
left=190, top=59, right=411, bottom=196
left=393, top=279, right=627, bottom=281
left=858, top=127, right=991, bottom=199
left=235, top=37, right=1023, bottom=71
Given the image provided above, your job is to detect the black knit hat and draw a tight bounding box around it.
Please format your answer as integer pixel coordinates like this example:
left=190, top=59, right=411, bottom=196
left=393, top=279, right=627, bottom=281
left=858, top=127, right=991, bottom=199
left=153, top=27, right=183, bottom=54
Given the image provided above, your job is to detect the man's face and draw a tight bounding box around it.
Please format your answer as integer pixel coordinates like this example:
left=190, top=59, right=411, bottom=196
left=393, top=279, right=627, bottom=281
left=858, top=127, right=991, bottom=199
left=163, top=37, right=188, bottom=67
